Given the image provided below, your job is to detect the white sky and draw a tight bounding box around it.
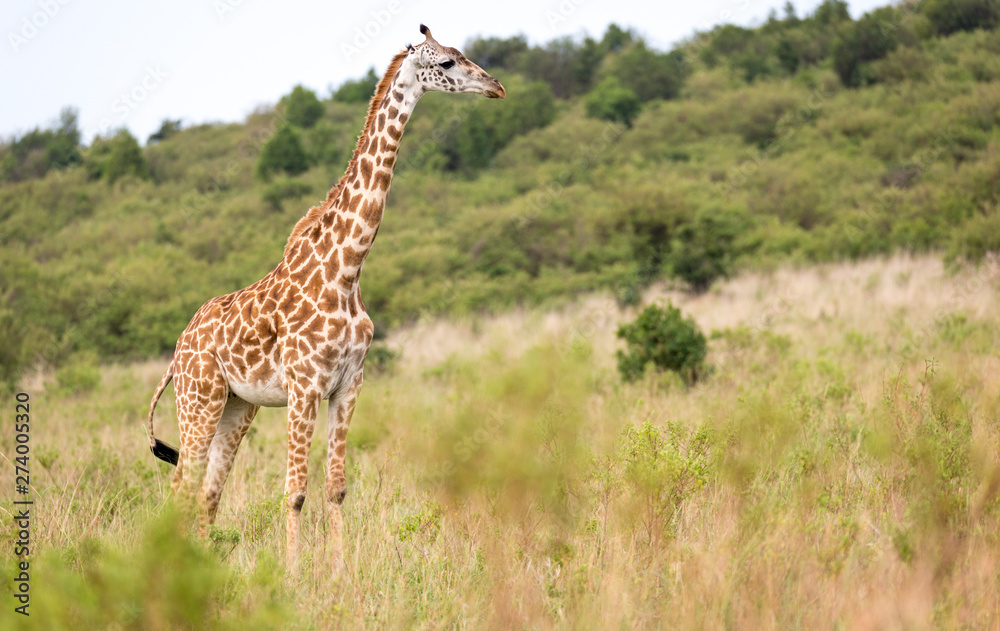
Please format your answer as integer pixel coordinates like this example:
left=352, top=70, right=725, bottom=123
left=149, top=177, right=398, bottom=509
left=0, top=0, right=891, bottom=144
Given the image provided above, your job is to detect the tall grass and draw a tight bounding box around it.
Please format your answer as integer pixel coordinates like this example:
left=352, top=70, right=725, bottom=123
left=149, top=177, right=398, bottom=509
left=2, top=255, right=999, bottom=629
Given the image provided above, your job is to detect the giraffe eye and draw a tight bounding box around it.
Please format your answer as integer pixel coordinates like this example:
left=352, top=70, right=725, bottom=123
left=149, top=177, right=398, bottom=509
left=439, top=60, right=455, bottom=69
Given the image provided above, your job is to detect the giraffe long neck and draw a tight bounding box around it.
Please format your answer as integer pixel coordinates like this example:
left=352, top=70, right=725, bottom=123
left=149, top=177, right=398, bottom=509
left=305, top=51, right=421, bottom=293
left=281, top=50, right=420, bottom=295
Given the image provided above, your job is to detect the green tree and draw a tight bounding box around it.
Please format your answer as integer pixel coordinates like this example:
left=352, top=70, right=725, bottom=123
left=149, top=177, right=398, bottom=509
left=924, top=0, right=1000, bottom=35
left=86, top=130, right=149, bottom=183
left=332, top=69, right=380, bottom=103
left=585, top=77, right=641, bottom=127
left=612, top=42, right=686, bottom=102
left=465, top=34, right=529, bottom=69
left=616, top=302, right=707, bottom=385
left=283, top=85, right=325, bottom=128
left=669, top=208, right=748, bottom=292
left=148, top=119, right=182, bottom=144
left=0, top=107, right=81, bottom=181
left=832, top=9, right=899, bottom=87
left=257, top=124, right=310, bottom=178
left=602, top=23, right=635, bottom=52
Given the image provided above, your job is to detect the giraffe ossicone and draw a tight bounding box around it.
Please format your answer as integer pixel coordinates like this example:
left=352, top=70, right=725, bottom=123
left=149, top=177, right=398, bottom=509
left=145, top=24, right=504, bottom=572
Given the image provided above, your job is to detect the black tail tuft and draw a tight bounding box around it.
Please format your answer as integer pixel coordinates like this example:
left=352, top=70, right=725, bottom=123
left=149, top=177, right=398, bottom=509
left=151, top=439, right=179, bottom=466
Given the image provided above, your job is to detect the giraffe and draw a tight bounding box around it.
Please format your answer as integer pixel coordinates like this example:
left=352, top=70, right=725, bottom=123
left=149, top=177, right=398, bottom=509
left=145, top=24, right=505, bottom=572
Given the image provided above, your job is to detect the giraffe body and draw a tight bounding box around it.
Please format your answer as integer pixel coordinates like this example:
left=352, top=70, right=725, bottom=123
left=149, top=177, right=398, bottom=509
left=146, top=25, right=504, bottom=572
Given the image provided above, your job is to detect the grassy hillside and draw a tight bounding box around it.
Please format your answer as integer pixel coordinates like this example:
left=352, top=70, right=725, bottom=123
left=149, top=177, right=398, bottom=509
left=3, top=255, right=998, bottom=628
left=3, top=2, right=1000, bottom=388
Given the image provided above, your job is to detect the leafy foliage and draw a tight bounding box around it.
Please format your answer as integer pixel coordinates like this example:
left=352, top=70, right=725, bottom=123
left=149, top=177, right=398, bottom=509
left=832, top=9, right=901, bottom=87
left=609, top=42, right=686, bottom=102
left=282, top=84, right=325, bottom=128
left=148, top=118, right=183, bottom=144
left=256, top=124, right=309, bottom=178
left=332, top=68, right=379, bottom=103
left=670, top=207, right=748, bottom=292
left=924, top=0, right=1000, bottom=35
left=616, top=302, right=707, bottom=385
left=585, top=77, right=641, bottom=127
left=2, top=9, right=1000, bottom=391
left=0, top=107, right=80, bottom=182
left=86, top=129, right=150, bottom=183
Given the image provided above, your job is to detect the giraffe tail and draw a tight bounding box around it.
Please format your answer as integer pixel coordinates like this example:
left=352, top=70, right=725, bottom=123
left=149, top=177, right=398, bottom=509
left=147, top=360, right=179, bottom=466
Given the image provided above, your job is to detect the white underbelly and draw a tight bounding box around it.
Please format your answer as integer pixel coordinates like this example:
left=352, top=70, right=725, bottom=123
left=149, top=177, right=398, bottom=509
left=228, top=380, right=288, bottom=407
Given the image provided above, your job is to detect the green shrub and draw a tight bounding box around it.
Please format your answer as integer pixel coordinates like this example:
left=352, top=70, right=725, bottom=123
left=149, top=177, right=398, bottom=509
left=53, top=352, right=101, bottom=395
left=367, top=341, right=400, bottom=375
left=585, top=77, right=641, bottom=127
left=332, top=68, right=379, bottom=103
left=669, top=207, right=749, bottom=292
left=148, top=118, right=183, bottom=144
left=832, top=10, right=900, bottom=87
left=924, top=0, right=1000, bottom=35
left=86, top=129, right=150, bottom=183
left=257, top=125, right=309, bottom=178
left=261, top=178, right=312, bottom=212
left=611, top=42, right=686, bottom=102
left=947, top=210, right=1000, bottom=262
left=616, top=302, right=707, bottom=385
left=282, top=84, right=325, bottom=128
left=0, top=107, right=81, bottom=182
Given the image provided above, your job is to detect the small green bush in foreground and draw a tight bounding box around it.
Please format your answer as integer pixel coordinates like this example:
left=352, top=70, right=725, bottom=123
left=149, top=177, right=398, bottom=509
left=616, top=302, right=707, bottom=385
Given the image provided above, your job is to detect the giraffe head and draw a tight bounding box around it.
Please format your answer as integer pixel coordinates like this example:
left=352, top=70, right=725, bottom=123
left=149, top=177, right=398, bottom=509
left=407, top=24, right=506, bottom=99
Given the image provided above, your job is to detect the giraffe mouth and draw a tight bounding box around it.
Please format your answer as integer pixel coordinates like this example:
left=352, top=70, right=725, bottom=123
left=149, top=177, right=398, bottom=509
left=484, top=83, right=506, bottom=99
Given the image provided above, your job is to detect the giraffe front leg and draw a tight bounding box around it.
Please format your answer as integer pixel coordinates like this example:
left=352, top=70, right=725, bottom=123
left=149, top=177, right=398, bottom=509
left=325, top=371, right=363, bottom=576
left=284, top=386, right=322, bottom=572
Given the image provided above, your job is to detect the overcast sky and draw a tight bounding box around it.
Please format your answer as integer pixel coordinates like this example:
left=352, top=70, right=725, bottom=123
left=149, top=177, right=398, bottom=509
left=1, top=0, right=891, bottom=144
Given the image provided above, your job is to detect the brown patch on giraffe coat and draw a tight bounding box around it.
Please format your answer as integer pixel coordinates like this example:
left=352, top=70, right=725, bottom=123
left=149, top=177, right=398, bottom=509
left=386, top=125, right=401, bottom=141
left=338, top=272, right=358, bottom=291
left=341, top=246, right=365, bottom=269
left=359, top=199, right=383, bottom=225
left=317, top=291, right=339, bottom=313
left=388, top=106, right=398, bottom=118
left=373, top=170, right=391, bottom=191
left=359, top=158, right=372, bottom=188
left=377, top=113, right=385, bottom=131
left=248, top=363, right=271, bottom=385
left=399, top=112, right=408, bottom=124
left=245, top=348, right=262, bottom=367
left=261, top=335, right=275, bottom=357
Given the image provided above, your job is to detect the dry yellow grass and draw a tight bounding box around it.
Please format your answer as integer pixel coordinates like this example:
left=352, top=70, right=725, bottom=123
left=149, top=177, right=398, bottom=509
left=2, top=254, right=999, bottom=630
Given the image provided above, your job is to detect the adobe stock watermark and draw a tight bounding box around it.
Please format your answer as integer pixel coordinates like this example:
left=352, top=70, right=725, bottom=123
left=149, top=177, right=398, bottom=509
left=8, top=0, right=73, bottom=55
left=212, top=0, right=251, bottom=21
left=341, top=1, right=404, bottom=61
left=544, top=0, right=587, bottom=29
left=95, top=65, right=170, bottom=137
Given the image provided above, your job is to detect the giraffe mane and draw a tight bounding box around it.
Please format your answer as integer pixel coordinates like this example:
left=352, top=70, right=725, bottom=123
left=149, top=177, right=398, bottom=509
left=284, top=48, right=409, bottom=257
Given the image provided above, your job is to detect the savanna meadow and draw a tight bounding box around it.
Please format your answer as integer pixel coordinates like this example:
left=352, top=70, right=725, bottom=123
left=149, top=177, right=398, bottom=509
left=3, top=1, right=1000, bottom=628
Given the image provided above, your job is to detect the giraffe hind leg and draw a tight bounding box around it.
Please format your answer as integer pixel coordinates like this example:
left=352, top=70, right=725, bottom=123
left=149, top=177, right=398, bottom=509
left=170, top=355, right=229, bottom=524
left=197, top=396, right=259, bottom=532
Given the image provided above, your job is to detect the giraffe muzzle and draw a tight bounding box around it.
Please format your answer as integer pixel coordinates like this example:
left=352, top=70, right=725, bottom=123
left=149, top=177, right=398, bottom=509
left=484, top=82, right=506, bottom=99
